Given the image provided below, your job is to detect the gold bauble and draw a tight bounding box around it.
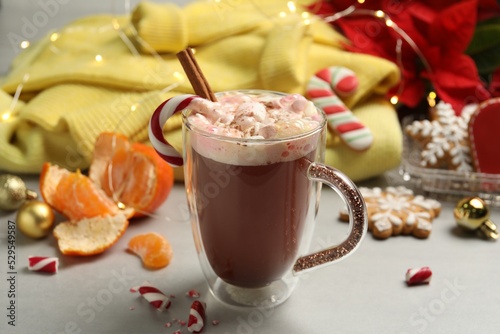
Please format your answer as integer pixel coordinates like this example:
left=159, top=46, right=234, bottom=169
left=454, top=197, right=489, bottom=229
left=0, top=174, right=38, bottom=211
left=16, top=201, right=55, bottom=239
left=454, top=197, right=498, bottom=240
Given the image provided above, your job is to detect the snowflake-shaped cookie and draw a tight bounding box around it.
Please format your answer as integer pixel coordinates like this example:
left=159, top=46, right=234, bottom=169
left=405, top=101, right=476, bottom=172
left=339, top=186, right=441, bottom=240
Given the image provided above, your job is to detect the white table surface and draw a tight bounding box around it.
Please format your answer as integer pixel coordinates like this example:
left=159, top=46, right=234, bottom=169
left=1, top=2, right=500, bottom=334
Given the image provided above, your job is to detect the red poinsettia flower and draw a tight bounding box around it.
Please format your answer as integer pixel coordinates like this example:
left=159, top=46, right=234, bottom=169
left=490, top=68, right=500, bottom=96
left=308, top=0, right=500, bottom=114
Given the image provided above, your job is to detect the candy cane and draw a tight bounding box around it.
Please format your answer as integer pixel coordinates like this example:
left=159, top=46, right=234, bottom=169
left=306, top=66, right=373, bottom=151
left=130, top=281, right=171, bottom=311
left=406, top=267, right=432, bottom=286
left=28, top=256, right=59, bottom=274
left=188, top=300, right=206, bottom=333
left=148, top=94, right=201, bottom=167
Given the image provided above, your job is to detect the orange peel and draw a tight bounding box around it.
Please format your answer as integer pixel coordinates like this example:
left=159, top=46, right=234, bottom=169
left=53, top=213, right=129, bottom=256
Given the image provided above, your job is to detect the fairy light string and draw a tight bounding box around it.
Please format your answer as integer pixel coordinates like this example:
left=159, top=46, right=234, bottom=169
left=1, top=1, right=186, bottom=222
left=2, top=1, right=437, bottom=218
left=316, top=3, right=437, bottom=106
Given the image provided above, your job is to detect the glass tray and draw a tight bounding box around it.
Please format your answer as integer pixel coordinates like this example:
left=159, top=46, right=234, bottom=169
left=397, top=125, right=500, bottom=207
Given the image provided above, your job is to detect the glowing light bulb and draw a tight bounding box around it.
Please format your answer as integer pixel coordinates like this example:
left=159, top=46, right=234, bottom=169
left=303, top=19, right=311, bottom=25
left=358, top=0, right=365, bottom=3
left=385, top=19, right=394, bottom=27
left=287, top=1, right=297, bottom=13
left=130, top=104, right=137, bottom=112
left=279, top=11, right=287, bottom=18
left=390, top=96, right=399, bottom=105
left=375, top=10, right=385, bottom=18
left=1, top=111, right=11, bottom=121
left=20, top=41, right=30, bottom=49
left=427, top=91, right=437, bottom=107
left=112, top=20, right=120, bottom=30
left=173, top=71, right=184, bottom=81
left=50, top=33, right=59, bottom=42
left=95, top=54, right=103, bottom=62
left=301, top=12, right=310, bottom=19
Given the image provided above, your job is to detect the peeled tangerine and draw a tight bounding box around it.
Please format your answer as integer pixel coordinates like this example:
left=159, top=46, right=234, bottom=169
left=89, top=132, right=174, bottom=217
left=128, top=232, right=173, bottom=269
left=39, top=132, right=174, bottom=256
left=40, top=163, right=126, bottom=222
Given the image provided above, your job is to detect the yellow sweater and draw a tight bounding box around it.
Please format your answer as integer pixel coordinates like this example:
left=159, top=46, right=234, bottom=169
left=0, top=0, right=401, bottom=182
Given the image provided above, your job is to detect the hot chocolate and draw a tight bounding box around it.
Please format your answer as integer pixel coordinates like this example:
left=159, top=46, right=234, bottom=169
left=150, top=89, right=367, bottom=307
left=184, top=91, right=323, bottom=288
left=191, top=149, right=316, bottom=288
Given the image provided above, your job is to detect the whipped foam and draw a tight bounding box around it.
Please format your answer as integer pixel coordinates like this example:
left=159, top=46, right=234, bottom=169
left=184, top=91, right=325, bottom=166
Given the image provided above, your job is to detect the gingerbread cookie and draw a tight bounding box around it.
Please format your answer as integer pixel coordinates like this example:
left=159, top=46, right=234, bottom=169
left=405, top=101, right=475, bottom=172
left=468, top=98, right=500, bottom=174
left=339, top=186, right=441, bottom=240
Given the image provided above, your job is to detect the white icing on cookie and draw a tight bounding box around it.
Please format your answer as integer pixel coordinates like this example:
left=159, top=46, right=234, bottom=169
left=405, top=101, right=474, bottom=172
left=374, top=220, right=392, bottom=232
left=416, top=220, right=432, bottom=231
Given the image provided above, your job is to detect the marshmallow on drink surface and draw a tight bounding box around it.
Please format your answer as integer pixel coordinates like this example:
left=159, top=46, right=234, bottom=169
left=149, top=91, right=324, bottom=167
left=187, top=92, right=321, bottom=139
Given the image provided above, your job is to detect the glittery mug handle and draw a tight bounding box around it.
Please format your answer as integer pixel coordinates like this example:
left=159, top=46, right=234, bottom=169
left=293, top=162, right=368, bottom=274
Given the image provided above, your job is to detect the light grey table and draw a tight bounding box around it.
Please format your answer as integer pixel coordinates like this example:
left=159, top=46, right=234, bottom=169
left=1, top=174, right=499, bottom=334
left=1, top=1, right=499, bottom=334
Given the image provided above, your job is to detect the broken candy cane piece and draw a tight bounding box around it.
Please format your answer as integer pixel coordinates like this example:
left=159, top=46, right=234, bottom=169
left=130, top=281, right=171, bottom=311
left=186, top=289, right=201, bottom=298
left=406, top=267, right=432, bottom=286
left=28, top=256, right=59, bottom=274
left=188, top=300, right=207, bottom=333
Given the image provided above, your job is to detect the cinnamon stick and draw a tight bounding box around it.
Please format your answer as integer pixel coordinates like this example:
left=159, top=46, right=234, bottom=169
left=176, top=48, right=217, bottom=102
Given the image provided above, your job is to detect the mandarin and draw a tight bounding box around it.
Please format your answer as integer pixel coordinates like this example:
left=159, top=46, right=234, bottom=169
left=40, top=163, right=121, bottom=222
left=89, top=132, right=174, bottom=217
left=128, top=232, right=173, bottom=269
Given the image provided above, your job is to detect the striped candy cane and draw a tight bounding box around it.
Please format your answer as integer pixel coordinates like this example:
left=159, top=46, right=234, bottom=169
left=148, top=94, right=201, bottom=167
left=130, top=281, right=171, bottom=311
left=406, top=267, right=432, bottom=286
left=28, top=256, right=59, bottom=274
left=306, top=66, right=373, bottom=151
left=187, top=300, right=207, bottom=333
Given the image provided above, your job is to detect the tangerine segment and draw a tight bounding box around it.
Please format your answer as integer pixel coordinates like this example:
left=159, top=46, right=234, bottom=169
left=89, top=133, right=174, bottom=216
left=89, top=132, right=130, bottom=190
left=128, top=143, right=174, bottom=213
left=128, top=232, right=173, bottom=269
left=53, top=213, right=129, bottom=256
left=40, top=163, right=119, bottom=222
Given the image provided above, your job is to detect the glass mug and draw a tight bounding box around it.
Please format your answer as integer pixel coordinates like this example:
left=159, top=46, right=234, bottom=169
left=151, top=90, right=367, bottom=308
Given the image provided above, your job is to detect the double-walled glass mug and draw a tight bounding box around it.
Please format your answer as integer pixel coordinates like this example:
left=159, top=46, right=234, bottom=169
left=149, top=90, right=367, bottom=308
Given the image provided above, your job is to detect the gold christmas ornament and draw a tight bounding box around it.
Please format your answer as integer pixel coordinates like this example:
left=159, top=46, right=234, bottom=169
left=0, top=174, right=38, bottom=211
left=16, top=201, right=55, bottom=239
left=454, top=197, right=498, bottom=240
